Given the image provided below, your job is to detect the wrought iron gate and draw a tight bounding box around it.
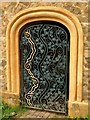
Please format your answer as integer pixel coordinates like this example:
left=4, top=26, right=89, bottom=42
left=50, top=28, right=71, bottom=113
left=20, top=21, right=70, bottom=114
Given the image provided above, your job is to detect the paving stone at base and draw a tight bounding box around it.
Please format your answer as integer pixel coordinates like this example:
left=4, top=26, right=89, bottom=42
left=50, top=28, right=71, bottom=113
left=20, top=110, right=36, bottom=118
left=40, top=112, right=50, bottom=118
left=19, top=109, right=66, bottom=118
left=48, top=113, right=56, bottom=118
left=32, top=110, right=43, bottom=117
left=36, top=111, right=47, bottom=118
left=53, top=114, right=66, bottom=118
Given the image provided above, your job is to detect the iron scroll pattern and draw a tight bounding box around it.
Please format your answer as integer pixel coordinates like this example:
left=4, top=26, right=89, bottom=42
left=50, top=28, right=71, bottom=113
left=20, top=22, right=69, bottom=114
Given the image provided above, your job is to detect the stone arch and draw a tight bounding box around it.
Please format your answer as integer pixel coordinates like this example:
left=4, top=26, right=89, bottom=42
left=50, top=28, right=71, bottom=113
left=6, top=7, right=83, bottom=115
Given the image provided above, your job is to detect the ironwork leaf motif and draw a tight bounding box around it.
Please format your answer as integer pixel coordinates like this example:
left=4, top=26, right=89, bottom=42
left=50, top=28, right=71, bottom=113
left=20, top=22, right=69, bottom=114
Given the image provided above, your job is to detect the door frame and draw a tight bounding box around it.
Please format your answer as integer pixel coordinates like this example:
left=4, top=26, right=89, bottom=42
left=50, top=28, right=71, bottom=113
left=6, top=7, right=83, bottom=116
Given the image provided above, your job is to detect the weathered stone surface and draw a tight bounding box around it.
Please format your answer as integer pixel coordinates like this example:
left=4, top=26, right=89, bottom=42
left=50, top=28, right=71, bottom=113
left=64, top=5, right=81, bottom=15
left=77, top=15, right=88, bottom=23
left=0, top=2, right=89, bottom=102
left=0, top=60, right=6, bottom=67
left=1, top=92, right=20, bottom=106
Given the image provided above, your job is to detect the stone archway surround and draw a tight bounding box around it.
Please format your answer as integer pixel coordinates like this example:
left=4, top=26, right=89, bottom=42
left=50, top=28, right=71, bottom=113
left=5, top=7, right=88, bottom=116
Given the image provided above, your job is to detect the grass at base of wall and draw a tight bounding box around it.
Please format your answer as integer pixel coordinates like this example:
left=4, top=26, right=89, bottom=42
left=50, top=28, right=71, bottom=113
left=0, top=102, right=90, bottom=120
left=1, top=102, right=27, bottom=120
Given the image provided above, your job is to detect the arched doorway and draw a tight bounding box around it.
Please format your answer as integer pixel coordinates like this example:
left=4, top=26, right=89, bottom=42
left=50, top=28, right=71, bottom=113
left=6, top=7, right=83, bottom=116
left=19, top=21, right=70, bottom=114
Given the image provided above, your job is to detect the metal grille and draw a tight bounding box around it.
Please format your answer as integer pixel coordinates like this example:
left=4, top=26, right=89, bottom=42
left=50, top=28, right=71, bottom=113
left=20, top=21, right=70, bottom=114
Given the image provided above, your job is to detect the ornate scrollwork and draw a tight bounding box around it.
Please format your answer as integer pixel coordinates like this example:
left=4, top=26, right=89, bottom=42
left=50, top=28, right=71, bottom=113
left=20, top=21, right=69, bottom=114
left=24, top=30, right=39, bottom=105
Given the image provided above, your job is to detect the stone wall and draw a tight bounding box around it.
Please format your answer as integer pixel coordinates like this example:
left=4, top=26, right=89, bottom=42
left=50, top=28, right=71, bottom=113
left=0, top=2, right=89, bottom=102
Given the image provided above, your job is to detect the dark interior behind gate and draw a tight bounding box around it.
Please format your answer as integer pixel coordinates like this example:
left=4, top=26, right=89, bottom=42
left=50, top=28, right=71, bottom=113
left=19, top=21, right=70, bottom=114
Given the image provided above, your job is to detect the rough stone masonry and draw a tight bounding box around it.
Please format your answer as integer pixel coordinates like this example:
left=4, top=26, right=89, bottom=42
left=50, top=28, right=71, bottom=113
left=0, top=1, right=89, bottom=103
